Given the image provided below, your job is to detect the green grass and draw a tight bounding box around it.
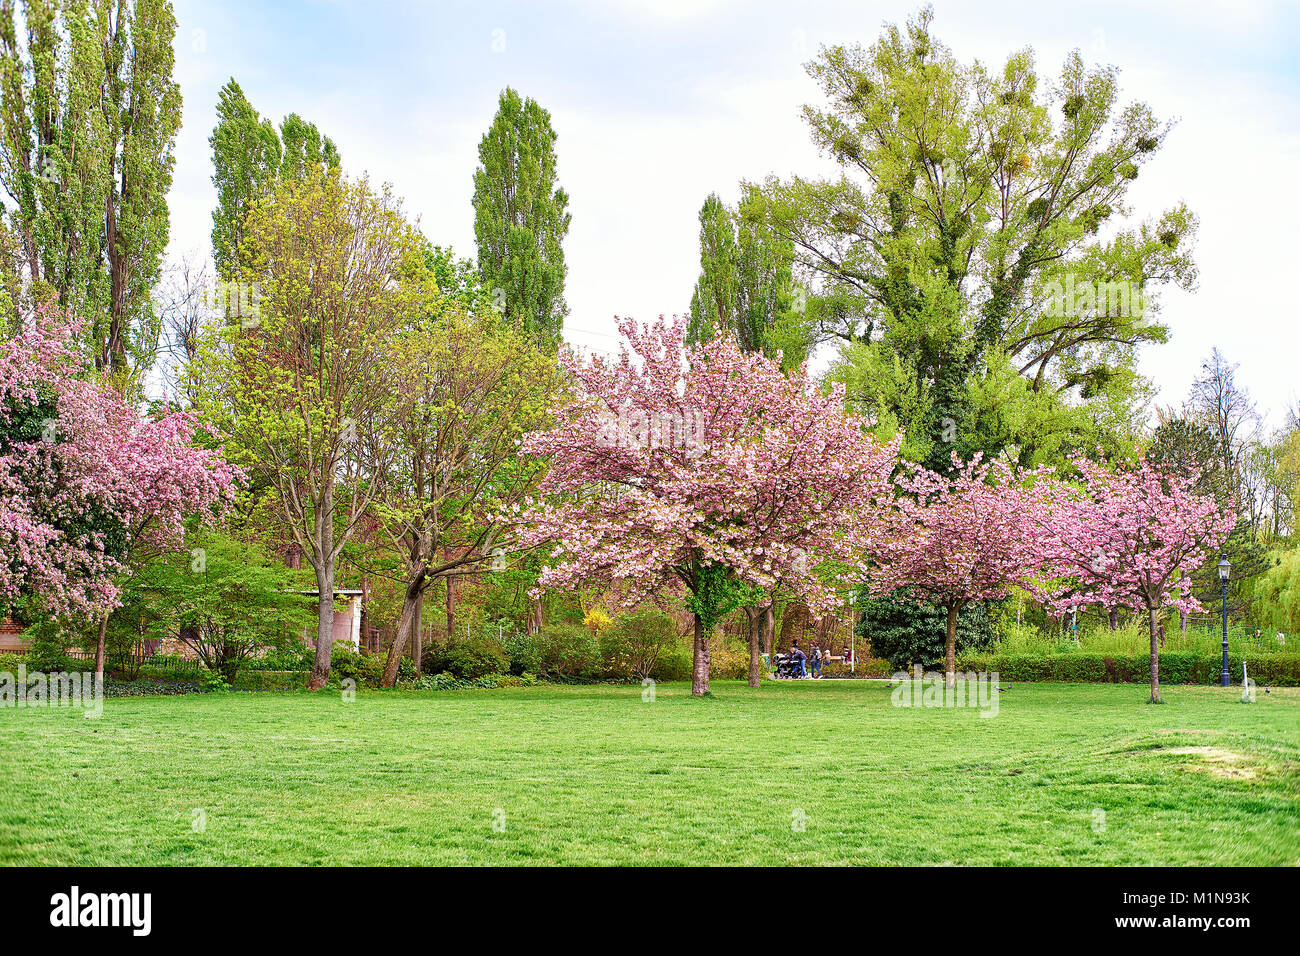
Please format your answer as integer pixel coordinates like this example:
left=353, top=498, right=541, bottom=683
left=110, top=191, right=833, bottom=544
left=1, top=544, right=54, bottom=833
left=1, top=681, right=1297, bottom=865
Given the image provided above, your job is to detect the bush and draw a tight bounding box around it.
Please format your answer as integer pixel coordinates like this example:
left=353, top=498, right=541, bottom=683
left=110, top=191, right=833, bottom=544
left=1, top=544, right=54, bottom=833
left=858, top=590, right=996, bottom=670
left=537, top=623, right=600, bottom=679
left=244, top=645, right=314, bottom=671
left=649, top=644, right=692, bottom=682
left=600, top=609, right=679, bottom=680
left=422, top=630, right=510, bottom=680
left=332, top=644, right=412, bottom=686
left=494, top=624, right=541, bottom=676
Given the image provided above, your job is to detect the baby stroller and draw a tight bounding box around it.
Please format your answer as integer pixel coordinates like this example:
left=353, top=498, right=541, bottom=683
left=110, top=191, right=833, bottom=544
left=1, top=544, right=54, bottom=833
left=771, top=652, right=804, bottom=679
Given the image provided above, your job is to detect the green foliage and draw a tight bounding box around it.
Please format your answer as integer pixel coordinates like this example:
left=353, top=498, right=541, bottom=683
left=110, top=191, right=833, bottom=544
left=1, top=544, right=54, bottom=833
left=599, top=608, right=679, bottom=680
left=536, top=622, right=600, bottom=678
left=958, top=650, right=1300, bottom=686
left=422, top=630, right=511, bottom=680
left=687, top=190, right=812, bottom=370
left=0, top=0, right=182, bottom=382
left=242, top=644, right=314, bottom=672
left=686, top=562, right=745, bottom=636
left=331, top=644, right=412, bottom=687
left=209, top=78, right=340, bottom=276
left=493, top=623, right=541, bottom=675
left=754, top=5, right=1196, bottom=470
left=472, top=87, right=571, bottom=345
left=1244, top=549, right=1300, bottom=634
left=120, top=532, right=315, bottom=682
left=858, top=589, right=995, bottom=669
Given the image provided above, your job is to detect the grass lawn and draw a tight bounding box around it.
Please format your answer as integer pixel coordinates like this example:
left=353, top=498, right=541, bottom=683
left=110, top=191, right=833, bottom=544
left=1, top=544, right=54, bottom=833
left=1, top=680, right=1297, bottom=865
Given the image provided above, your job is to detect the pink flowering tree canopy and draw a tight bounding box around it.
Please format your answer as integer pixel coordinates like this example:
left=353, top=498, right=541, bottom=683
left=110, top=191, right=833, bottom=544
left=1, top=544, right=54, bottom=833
left=1032, top=456, right=1235, bottom=701
left=0, top=304, right=241, bottom=626
left=867, top=453, right=1049, bottom=684
left=521, top=316, right=898, bottom=694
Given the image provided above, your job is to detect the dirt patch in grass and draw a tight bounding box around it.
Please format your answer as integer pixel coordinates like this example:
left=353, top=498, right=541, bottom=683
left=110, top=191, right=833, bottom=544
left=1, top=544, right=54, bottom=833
left=1164, top=746, right=1259, bottom=780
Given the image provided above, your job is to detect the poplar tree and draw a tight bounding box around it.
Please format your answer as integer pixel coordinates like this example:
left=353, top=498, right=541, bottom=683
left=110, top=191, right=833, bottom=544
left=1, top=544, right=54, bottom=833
left=0, top=0, right=182, bottom=384
left=208, top=78, right=340, bottom=277
left=472, top=87, right=570, bottom=346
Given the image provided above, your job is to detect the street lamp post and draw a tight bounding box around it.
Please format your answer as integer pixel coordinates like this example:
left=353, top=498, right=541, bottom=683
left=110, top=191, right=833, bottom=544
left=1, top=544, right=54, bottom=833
left=1218, top=559, right=1231, bottom=687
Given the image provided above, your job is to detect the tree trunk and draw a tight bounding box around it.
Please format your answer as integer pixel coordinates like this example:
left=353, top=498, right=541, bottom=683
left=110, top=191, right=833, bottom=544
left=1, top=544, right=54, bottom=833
left=309, top=560, right=334, bottom=689
left=526, top=591, right=542, bottom=635
left=1147, top=607, right=1161, bottom=703
left=360, top=573, right=371, bottom=652
left=382, top=580, right=428, bottom=687
left=762, top=603, right=775, bottom=656
left=94, top=614, right=109, bottom=684
left=446, top=575, right=456, bottom=639
left=1108, top=608, right=1118, bottom=630
left=1179, top=608, right=1187, bottom=633
left=944, top=605, right=959, bottom=689
left=411, top=590, right=424, bottom=676
left=691, top=616, right=710, bottom=696
left=746, top=609, right=762, bottom=688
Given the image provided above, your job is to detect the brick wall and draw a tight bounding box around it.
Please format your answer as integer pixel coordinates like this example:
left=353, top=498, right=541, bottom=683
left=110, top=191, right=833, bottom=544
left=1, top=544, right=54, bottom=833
left=0, top=617, right=27, bottom=652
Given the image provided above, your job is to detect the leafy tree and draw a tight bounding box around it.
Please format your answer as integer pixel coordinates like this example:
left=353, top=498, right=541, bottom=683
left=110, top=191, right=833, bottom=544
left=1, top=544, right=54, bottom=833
left=123, top=532, right=314, bottom=682
left=521, top=317, right=898, bottom=695
left=373, top=303, right=560, bottom=687
left=472, top=87, right=570, bottom=345
left=0, top=0, right=183, bottom=384
left=688, top=190, right=812, bottom=370
left=0, top=302, right=239, bottom=677
left=190, top=173, right=429, bottom=689
left=209, top=78, right=340, bottom=277
left=752, top=5, right=1196, bottom=470
left=1034, top=457, right=1235, bottom=702
left=868, top=454, right=1047, bottom=687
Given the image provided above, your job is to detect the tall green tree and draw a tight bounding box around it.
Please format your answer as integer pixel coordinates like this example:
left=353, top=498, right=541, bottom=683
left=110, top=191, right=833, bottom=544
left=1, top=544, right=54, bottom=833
left=753, top=5, right=1196, bottom=471
left=208, top=78, right=340, bottom=277
left=0, top=0, right=182, bottom=384
left=472, top=87, right=570, bottom=346
left=688, top=190, right=812, bottom=371
left=190, top=173, right=432, bottom=689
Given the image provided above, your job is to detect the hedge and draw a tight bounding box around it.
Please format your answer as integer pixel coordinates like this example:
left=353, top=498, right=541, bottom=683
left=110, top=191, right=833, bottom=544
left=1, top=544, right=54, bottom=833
left=954, top=651, right=1300, bottom=686
left=231, top=670, right=311, bottom=691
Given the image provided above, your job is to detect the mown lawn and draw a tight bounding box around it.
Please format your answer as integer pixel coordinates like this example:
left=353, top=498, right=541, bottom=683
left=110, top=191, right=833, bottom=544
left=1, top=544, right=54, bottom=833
left=1, top=681, right=1297, bottom=865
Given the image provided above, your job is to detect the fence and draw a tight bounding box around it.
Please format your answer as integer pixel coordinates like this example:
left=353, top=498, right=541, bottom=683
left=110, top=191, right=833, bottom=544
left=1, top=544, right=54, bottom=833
left=63, top=647, right=207, bottom=679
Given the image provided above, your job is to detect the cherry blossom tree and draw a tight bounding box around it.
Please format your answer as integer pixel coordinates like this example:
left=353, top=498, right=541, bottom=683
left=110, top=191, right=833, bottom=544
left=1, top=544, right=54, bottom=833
left=867, top=454, right=1048, bottom=688
left=521, top=316, right=898, bottom=695
left=0, top=303, right=240, bottom=676
left=1033, top=457, right=1235, bottom=702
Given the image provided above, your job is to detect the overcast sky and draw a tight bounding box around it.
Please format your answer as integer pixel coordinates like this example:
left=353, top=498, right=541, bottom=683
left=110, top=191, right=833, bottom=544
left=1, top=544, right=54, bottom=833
left=167, top=0, right=1300, bottom=427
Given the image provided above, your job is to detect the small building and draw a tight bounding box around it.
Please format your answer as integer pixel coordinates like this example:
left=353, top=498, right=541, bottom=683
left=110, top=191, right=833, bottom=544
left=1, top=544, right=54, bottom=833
left=300, top=589, right=364, bottom=651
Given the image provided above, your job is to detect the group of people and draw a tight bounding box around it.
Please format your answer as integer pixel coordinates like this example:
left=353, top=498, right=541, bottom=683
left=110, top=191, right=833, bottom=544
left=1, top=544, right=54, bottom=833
left=783, top=638, right=849, bottom=678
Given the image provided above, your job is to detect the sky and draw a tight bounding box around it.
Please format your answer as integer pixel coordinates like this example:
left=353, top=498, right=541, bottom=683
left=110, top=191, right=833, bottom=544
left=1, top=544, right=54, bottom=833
left=167, top=0, right=1300, bottom=427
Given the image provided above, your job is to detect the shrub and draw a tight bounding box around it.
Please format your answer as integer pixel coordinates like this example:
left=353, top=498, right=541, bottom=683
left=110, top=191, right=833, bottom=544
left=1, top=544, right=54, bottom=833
left=649, top=644, right=692, bottom=682
left=494, top=624, right=541, bottom=676
left=422, top=630, right=510, bottom=680
left=332, top=644, right=412, bottom=686
left=244, top=645, right=314, bottom=671
left=537, top=623, right=600, bottom=679
left=600, top=609, right=679, bottom=680
left=858, top=589, right=996, bottom=670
